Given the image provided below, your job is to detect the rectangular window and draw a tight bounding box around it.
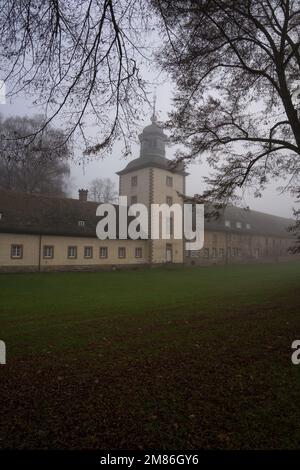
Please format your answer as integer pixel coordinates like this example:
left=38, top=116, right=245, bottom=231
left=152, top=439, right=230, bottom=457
left=84, top=246, right=93, bottom=258
left=219, top=248, right=224, bottom=258
left=118, top=247, right=126, bottom=259
left=131, top=195, right=137, bottom=205
left=166, top=176, right=173, bottom=187
left=204, top=248, right=209, bottom=258
left=43, top=245, right=54, bottom=259
left=99, top=247, right=108, bottom=259
left=225, top=220, right=231, bottom=228
left=67, top=246, right=77, bottom=259
left=165, top=216, right=174, bottom=237
left=236, top=221, right=242, bottom=229
left=166, top=196, right=173, bottom=206
left=135, top=247, right=142, bottom=258
left=212, top=247, right=217, bottom=258
left=11, top=244, right=23, bottom=259
left=246, top=223, right=251, bottom=229
left=131, top=175, right=138, bottom=187
left=78, top=220, right=85, bottom=227
left=169, top=217, right=174, bottom=236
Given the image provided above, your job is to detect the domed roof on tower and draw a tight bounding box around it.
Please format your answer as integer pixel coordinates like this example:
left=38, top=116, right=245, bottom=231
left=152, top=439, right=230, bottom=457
left=138, top=114, right=167, bottom=158
left=138, top=93, right=167, bottom=158
left=117, top=94, right=188, bottom=176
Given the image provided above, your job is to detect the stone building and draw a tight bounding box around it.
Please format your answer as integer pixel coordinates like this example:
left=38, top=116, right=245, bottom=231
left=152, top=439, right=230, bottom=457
left=0, top=114, right=297, bottom=272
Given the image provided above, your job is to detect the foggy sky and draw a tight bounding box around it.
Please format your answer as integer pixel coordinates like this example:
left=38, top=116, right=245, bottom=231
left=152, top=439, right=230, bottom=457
left=0, top=74, right=296, bottom=219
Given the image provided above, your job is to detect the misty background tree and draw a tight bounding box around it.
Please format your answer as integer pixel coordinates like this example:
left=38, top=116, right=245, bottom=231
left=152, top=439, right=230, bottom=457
left=0, top=115, right=71, bottom=195
left=89, top=177, right=117, bottom=202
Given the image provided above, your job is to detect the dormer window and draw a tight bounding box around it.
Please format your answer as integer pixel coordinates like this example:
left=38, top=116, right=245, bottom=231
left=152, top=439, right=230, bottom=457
left=78, top=220, right=85, bottom=227
left=246, top=223, right=251, bottom=229
left=236, top=221, right=242, bottom=229
left=225, top=220, right=231, bottom=228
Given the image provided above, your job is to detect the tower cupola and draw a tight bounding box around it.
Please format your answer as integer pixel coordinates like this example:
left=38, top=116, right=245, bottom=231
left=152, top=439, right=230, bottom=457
left=138, top=106, right=167, bottom=158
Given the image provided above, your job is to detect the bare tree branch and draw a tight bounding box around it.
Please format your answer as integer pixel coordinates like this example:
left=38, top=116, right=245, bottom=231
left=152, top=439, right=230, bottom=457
left=0, top=0, right=152, bottom=156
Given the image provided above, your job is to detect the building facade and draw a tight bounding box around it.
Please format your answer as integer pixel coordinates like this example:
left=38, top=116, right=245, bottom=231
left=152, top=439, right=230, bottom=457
left=0, top=115, right=297, bottom=272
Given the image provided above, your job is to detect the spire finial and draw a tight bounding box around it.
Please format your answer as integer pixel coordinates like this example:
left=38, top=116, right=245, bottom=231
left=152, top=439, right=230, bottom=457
left=151, top=89, right=157, bottom=123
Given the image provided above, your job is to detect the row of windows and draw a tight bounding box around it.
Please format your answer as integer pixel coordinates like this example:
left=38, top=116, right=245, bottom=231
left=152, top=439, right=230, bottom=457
left=203, top=248, right=226, bottom=258
left=131, top=175, right=173, bottom=187
left=189, top=244, right=289, bottom=259
left=190, top=247, right=250, bottom=259
left=189, top=248, right=225, bottom=258
left=10, top=244, right=143, bottom=260
left=213, top=233, right=290, bottom=248
left=225, top=220, right=251, bottom=230
left=130, top=195, right=174, bottom=206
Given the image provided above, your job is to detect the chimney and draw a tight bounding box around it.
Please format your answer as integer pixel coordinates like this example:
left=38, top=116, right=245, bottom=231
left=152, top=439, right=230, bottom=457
left=78, top=189, right=88, bottom=202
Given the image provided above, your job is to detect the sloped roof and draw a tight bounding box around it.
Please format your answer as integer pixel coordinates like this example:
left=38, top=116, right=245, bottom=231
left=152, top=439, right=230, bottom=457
left=0, top=189, right=295, bottom=239
left=117, top=155, right=188, bottom=176
left=204, top=204, right=294, bottom=238
left=0, top=189, right=100, bottom=237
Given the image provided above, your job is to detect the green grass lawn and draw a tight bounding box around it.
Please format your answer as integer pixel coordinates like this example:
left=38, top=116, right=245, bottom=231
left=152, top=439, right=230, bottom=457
left=1, top=262, right=300, bottom=449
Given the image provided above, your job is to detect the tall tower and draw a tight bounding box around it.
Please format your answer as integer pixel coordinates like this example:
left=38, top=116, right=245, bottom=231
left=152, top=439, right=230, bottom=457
left=117, top=113, right=187, bottom=264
